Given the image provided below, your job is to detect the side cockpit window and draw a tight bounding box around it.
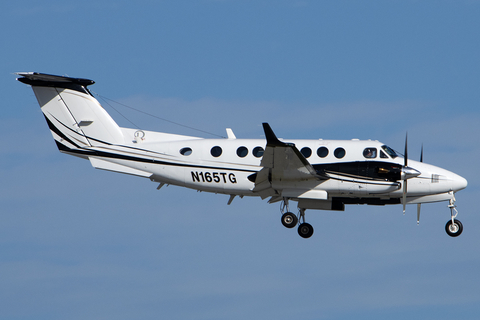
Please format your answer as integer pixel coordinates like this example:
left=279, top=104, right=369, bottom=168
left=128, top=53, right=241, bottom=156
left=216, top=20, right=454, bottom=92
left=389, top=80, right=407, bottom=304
left=381, top=145, right=397, bottom=158
left=363, top=148, right=377, bottom=158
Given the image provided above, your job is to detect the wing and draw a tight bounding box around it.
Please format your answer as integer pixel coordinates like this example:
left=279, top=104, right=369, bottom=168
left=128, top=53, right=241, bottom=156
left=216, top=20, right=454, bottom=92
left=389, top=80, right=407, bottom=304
left=252, top=123, right=328, bottom=199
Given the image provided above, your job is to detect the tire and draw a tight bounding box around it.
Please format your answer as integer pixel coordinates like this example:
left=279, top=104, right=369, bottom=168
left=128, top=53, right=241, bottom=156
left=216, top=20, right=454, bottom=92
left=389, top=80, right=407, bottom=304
left=281, top=212, right=298, bottom=228
left=445, top=219, right=463, bottom=237
left=298, top=223, right=314, bottom=238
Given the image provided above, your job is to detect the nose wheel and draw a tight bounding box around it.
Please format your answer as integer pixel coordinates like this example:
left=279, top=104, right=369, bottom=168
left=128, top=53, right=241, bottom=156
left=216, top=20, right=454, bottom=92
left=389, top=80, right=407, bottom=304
left=446, top=195, right=463, bottom=237
left=445, top=219, right=463, bottom=237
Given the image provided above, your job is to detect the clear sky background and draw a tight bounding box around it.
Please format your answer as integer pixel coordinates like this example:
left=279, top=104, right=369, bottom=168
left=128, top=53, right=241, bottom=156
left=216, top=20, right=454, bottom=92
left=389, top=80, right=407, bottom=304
left=1, top=1, right=480, bottom=319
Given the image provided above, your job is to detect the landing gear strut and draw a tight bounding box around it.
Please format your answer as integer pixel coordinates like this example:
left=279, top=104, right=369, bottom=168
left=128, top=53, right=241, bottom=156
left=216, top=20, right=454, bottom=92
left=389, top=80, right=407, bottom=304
left=446, top=195, right=463, bottom=237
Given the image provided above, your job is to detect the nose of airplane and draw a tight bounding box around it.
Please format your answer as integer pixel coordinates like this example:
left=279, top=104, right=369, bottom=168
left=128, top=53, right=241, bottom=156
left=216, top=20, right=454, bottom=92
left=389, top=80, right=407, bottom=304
left=451, top=173, right=468, bottom=192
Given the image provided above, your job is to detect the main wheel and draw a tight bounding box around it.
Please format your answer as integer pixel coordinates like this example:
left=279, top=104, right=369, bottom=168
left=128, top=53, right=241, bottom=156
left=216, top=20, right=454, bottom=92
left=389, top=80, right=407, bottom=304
left=281, top=212, right=298, bottom=228
left=445, top=219, right=463, bottom=237
left=298, top=222, right=314, bottom=238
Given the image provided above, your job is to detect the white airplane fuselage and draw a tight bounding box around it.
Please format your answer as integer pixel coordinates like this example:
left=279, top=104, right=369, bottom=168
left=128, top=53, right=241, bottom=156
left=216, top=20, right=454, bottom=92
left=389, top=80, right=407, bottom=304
left=91, top=130, right=466, bottom=202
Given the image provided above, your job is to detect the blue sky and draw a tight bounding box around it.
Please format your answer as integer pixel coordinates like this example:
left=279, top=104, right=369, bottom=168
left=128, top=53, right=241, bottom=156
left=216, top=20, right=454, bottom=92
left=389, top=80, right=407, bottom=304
left=1, top=1, right=480, bottom=319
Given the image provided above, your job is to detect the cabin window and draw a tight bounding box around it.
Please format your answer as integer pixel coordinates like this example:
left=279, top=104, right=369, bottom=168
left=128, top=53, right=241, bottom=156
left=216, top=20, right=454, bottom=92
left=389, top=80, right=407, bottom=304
left=253, top=146, right=264, bottom=158
left=380, top=150, right=388, bottom=158
left=211, top=146, right=222, bottom=157
left=317, top=147, right=329, bottom=158
left=237, top=146, right=248, bottom=158
left=301, top=147, right=312, bottom=158
left=180, top=147, right=192, bottom=156
left=363, top=148, right=377, bottom=158
left=334, top=147, right=346, bottom=159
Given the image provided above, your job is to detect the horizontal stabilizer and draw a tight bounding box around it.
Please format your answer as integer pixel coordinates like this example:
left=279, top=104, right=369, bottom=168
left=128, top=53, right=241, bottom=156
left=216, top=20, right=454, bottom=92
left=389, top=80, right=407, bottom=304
left=16, top=72, right=95, bottom=91
left=89, top=157, right=152, bottom=178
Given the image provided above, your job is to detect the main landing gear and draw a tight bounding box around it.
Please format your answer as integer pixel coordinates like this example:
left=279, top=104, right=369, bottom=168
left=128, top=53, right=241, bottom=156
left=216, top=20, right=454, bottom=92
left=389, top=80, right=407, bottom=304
left=280, top=199, right=313, bottom=238
left=446, top=196, right=463, bottom=237
left=281, top=211, right=297, bottom=228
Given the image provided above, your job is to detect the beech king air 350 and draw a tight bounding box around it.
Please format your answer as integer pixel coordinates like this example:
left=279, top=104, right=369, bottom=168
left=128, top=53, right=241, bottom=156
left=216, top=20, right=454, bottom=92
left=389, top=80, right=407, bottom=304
left=17, top=72, right=468, bottom=238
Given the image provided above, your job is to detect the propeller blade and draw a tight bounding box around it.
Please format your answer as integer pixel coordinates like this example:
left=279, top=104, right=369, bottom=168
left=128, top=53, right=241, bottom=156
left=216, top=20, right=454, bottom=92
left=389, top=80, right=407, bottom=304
left=417, top=203, right=421, bottom=224
left=404, top=132, right=408, bottom=167
left=402, top=132, right=408, bottom=214
left=420, top=144, right=423, bottom=163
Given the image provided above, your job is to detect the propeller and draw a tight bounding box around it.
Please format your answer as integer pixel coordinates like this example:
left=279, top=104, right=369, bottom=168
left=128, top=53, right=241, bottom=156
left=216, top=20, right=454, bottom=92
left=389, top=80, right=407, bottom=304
left=420, top=143, right=423, bottom=163
left=401, top=133, right=421, bottom=214
left=402, top=133, right=408, bottom=214
left=417, top=144, right=423, bottom=224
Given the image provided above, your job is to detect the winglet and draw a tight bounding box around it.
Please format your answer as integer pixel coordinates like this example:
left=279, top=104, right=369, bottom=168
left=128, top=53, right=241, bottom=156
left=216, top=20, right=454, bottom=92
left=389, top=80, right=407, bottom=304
left=262, top=123, right=286, bottom=147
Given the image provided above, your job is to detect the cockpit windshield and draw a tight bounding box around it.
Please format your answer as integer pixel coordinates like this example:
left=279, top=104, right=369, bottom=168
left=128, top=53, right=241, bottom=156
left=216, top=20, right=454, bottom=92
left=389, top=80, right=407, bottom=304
left=381, top=145, right=397, bottom=158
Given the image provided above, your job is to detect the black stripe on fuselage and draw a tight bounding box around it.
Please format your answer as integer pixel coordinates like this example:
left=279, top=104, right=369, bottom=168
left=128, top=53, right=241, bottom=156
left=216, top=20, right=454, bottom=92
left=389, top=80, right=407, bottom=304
left=57, top=140, right=406, bottom=180
left=314, top=161, right=403, bottom=182
left=49, top=113, right=170, bottom=156
left=59, top=143, right=257, bottom=173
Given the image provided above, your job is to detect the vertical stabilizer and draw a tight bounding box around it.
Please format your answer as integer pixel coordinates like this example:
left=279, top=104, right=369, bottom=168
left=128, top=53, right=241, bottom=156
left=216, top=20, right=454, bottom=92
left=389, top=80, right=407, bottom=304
left=17, top=72, right=124, bottom=150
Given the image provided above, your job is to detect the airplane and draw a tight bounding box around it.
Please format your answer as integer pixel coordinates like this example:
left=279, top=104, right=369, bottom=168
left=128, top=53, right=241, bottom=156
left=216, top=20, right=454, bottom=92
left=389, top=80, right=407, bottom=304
left=16, top=72, right=468, bottom=238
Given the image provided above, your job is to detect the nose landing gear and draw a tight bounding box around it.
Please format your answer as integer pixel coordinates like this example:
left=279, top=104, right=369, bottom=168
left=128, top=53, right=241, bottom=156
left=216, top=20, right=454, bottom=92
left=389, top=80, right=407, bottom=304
left=280, top=199, right=314, bottom=238
left=446, top=195, right=463, bottom=237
